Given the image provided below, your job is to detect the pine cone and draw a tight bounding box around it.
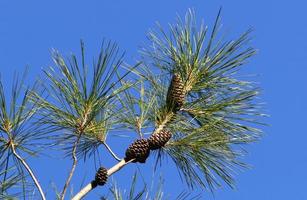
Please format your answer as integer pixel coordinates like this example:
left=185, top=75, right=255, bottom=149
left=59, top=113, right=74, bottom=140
left=125, top=139, right=150, bottom=163
left=166, top=73, right=185, bottom=111
left=95, top=167, right=108, bottom=186
left=148, top=129, right=172, bottom=150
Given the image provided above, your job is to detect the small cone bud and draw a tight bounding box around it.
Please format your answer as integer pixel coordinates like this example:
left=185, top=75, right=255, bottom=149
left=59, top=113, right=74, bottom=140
left=148, top=129, right=172, bottom=150
left=95, top=167, right=108, bottom=186
left=125, top=139, right=150, bottom=163
left=166, top=73, right=185, bottom=111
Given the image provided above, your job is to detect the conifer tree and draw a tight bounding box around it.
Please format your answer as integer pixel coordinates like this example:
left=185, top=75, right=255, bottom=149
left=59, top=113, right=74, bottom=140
left=0, top=9, right=264, bottom=200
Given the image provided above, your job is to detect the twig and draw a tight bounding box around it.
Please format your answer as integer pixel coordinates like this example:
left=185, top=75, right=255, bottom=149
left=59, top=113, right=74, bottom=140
left=71, top=159, right=134, bottom=200
left=11, top=145, right=46, bottom=200
left=60, top=135, right=81, bottom=200
left=102, top=142, right=121, bottom=161
left=72, top=106, right=176, bottom=200
left=153, top=112, right=175, bottom=135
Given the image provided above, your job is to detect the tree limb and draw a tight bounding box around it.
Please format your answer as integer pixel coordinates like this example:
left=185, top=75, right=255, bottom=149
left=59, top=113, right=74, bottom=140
left=11, top=145, right=46, bottom=200
left=71, top=159, right=135, bottom=200
left=60, top=134, right=81, bottom=200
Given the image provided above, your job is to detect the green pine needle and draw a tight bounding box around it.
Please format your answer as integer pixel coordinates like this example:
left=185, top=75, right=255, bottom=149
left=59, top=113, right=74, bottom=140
left=102, top=173, right=201, bottom=200
left=0, top=70, right=46, bottom=199
left=30, top=40, right=137, bottom=159
left=139, top=9, right=265, bottom=191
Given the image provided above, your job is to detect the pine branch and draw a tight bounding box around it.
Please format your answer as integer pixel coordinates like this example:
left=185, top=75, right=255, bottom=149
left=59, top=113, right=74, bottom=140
left=139, top=8, right=264, bottom=191
left=71, top=106, right=179, bottom=199
left=154, top=111, right=175, bottom=135
left=31, top=40, right=138, bottom=160
left=11, top=144, right=46, bottom=200
left=102, top=142, right=121, bottom=161
left=60, top=134, right=81, bottom=200
left=0, top=70, right=52, bottom=199
left=72, top=159, right=135, bottom=200
left=0, top=8, right=263, bottom=199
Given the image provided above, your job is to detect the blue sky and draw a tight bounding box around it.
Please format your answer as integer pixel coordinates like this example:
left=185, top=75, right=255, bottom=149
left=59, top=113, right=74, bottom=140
left=1, top=0, right=307, bottom=199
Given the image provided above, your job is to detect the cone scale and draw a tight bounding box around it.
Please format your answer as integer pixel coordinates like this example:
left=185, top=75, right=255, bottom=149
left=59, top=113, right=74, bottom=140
left=148, top=129, right=172, bottom=150
left=125, top=139, right=150, bottom=163
left=94, top=167, right=108, bottom=186
left=166, top=73, right=185, bottom=111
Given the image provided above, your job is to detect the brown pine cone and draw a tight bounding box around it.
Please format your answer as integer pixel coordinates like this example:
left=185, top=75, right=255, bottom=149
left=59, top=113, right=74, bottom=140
left=166, top=73, right=185, bottom=111
left=95, top=167, right=108, bottom=186
left=148, top=129, right=172, bottom=150
left=125, top=139, right=150, bottom=163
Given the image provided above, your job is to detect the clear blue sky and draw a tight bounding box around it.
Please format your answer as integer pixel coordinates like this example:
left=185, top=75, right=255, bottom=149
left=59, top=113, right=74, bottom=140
left=1, top=1, right=306, bottom=199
